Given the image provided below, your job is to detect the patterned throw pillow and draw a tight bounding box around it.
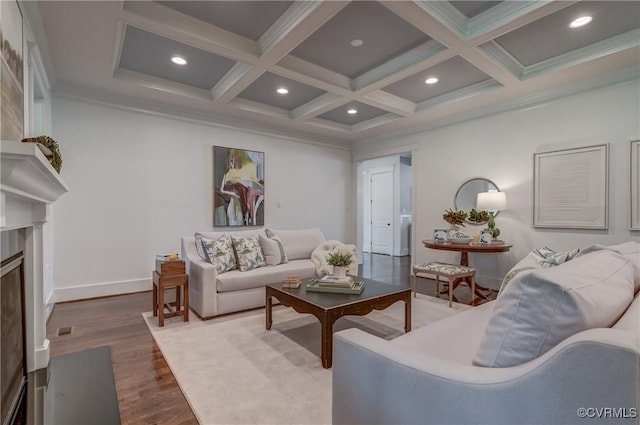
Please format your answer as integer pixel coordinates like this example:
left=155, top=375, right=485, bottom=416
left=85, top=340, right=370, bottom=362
left=532, top=246, right=580, bottom=267
left=201, top=233, right=236, bottom=274
left=194, top=233, right=209, bottom=261
left=232, top=234, right=266, bottom=272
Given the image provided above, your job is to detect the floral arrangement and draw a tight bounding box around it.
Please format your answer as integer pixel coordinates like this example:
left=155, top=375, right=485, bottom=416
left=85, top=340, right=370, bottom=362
left=467, top=208, right=490, bottom=224
left=326, top=251, right=353, bottom=267
left=22, top=135, right=63, bottom=173
left=442, top=208, right=467, bottom=226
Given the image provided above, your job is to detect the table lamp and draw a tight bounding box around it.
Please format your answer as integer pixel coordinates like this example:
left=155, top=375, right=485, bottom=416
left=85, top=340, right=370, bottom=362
left=476, top=192, right=507, bottom=239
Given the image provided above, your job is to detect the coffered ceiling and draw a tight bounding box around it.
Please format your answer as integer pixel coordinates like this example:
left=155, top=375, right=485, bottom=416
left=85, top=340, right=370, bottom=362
left=35, top=1, right=640, bottom=147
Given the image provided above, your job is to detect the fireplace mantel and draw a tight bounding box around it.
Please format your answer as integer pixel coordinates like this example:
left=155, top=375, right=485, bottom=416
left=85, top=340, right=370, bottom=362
left=1, top=141, right=69, bottom=228
left=1, top=140, right=69, bottom=374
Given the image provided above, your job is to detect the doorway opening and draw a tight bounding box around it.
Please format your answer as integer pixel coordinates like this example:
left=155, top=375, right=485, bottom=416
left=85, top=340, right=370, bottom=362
left=358, top=153, right=412, bottom=258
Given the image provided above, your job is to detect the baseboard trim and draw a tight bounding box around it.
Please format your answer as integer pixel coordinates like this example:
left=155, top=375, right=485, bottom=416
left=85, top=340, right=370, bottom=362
left=54, top=278, right=151, bottom=302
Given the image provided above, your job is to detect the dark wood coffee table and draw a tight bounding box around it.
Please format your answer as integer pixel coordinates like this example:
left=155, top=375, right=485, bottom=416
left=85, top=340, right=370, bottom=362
left=265, top=277, right=411, bottom=368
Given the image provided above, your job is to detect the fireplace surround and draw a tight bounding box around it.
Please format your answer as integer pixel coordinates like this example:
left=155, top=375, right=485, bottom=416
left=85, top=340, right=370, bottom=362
left=1, top=141, right=68, bottom=424
left=1, top=252, right=26, bottom=425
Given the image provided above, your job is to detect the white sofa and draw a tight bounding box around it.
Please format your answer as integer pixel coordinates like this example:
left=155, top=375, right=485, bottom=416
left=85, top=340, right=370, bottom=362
left=181, top=228, right=356, bottom=319
left=333, top=242, right=640, bottom=425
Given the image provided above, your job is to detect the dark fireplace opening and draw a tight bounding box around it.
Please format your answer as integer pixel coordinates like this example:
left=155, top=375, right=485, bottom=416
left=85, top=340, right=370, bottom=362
left=1, top=251, right=27, bottom=425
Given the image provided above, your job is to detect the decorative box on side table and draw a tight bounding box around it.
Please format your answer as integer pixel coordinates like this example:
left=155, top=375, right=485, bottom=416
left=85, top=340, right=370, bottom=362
left=152, top=259, right=189, bottom=327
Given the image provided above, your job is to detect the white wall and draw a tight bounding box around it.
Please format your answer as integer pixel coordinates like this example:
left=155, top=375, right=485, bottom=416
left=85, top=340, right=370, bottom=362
left=51, top=97, right=352, bottom=301
left=354, top=81, right=640, bottom=289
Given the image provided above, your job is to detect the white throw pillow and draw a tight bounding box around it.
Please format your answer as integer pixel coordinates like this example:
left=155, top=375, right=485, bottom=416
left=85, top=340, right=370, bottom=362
left=258, top=234, right=288, bottom=266
left=474, top=250, right=634, bottom=368
left=231, top=234, right=266, bottom=272
left=201, top=233, right=237, bottom=274
left=266, top=228, right=325, bottom=260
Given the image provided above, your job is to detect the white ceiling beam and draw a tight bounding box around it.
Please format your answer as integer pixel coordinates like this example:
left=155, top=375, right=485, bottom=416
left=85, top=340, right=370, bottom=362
left=121, top=1, right=259, bottom=64
left=291, top=93, right=343, bottom=121
left=211, top=63, right=255, bottom=100
left=353, top=40, right=447, bottom=91
left=523, top=29, right=640, bottom=79
left=467, top=1, right=578, bottom=43
left=215, top=1, right=349, bottom=104
left=381, top=1, right=520, bottom=87
left=360, top=91, right=415, bottom=117
left=113, top=68, right=213, bottom=101
left=352, top=113, right=403, bottom=133
left=304, top=118, right=352, bottom=133
left=416, top=80, right=503, bottom=112
left=274, top=56, right=351, bottom=94
left=227, top=98, right=292, bottom=120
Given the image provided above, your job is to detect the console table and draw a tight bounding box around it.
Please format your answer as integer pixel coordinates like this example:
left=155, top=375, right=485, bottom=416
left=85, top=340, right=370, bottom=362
left=422, top=240, right=513, bottom=300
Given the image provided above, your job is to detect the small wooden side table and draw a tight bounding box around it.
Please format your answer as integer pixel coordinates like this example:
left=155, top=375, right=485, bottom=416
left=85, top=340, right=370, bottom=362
left=152, top=270, right=189, bottom=327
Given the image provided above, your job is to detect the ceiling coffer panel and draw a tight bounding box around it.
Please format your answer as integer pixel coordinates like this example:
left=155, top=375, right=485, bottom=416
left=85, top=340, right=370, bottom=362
left=494, top=1, right=640, bottom=67
left=382, top=56, right=494, bottom=104
left=319, top=101, right=389, bottom=126
left=290, top=1, right=432, bottom=78
left=157, top=1, right=293, bottom=41
left=119, top=26, right=238, bottom=89
left=237, top=72, right=327, bottom=111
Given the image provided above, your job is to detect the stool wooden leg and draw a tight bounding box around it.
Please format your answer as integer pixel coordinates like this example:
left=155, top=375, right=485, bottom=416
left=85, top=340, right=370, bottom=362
left=158, top=285, right=165, bottom=327
left=412, top=272, right=417, bottom=298
left=175, top=286, right=181, bottom=315
left=471, top=274, right=476, bottom=306
left=184, top=281, right=189, bottom=322
left=435, top=275, right=440, bottom=297
left=448, top=278, right=453, bottom=308
left=152, top=284, right=158, bottom=317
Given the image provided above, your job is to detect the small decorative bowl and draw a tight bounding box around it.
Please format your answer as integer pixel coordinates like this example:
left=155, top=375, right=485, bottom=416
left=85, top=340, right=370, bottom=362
left=449, top=236, right=473, bottom=245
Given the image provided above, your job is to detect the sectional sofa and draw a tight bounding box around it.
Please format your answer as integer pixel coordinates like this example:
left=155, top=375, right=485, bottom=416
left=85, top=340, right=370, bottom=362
left=333, top=241, right=640, bottom=425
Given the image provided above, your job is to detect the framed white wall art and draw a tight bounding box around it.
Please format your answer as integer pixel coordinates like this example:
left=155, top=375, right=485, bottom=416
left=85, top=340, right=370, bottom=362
left=533, top=144, right=608, bottom=229
left=631, top=140, right=640, bottom=230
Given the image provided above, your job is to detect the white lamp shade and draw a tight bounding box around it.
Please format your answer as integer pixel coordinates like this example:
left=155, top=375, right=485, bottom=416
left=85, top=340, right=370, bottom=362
left=477, top=191, right=507, bottom=211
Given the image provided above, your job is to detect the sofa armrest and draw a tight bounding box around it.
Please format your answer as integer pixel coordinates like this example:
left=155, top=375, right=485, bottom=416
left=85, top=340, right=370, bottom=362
left=181, top=237, right=218, bottom=318
left=333, top=328, right=639, bottom=425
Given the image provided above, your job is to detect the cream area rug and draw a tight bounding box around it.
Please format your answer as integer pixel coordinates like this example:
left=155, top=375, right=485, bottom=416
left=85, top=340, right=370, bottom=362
left=143, top=294, right=470, bottom=425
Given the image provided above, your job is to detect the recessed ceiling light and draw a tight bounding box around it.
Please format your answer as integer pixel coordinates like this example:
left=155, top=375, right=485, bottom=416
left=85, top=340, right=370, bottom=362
left=171, top=56, right=187, bottom=65
left=276, top=87, right=289, bottom=95
left=350, top=39, right=364, bottom=47
left=425, top=77, right=439, bottom=85
left=569, top=15, right=592, bottom=28
left=347, top=108, right=358, bottom=115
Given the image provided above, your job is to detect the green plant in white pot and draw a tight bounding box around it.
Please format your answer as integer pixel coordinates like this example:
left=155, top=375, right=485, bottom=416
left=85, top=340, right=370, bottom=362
left=326, top=251, right=353, bottom=278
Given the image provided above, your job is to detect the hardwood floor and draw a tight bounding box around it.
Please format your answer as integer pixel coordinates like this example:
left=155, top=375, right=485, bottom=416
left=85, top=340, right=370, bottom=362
left=46, top=253, right=481, bottom=424
left=47, top=293, right=198, bottom=425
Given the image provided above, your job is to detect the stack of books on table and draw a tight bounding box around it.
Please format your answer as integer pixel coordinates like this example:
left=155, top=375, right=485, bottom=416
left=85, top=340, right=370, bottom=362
left=282, top=276, right=301, bottom=289
left=317, top=275, right=354, bottom=287
left=306, top=275, right=365, bottom=294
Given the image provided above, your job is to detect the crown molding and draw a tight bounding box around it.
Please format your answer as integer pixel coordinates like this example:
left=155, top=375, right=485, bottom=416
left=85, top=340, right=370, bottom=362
left=52, top=82, right=351, bottom=150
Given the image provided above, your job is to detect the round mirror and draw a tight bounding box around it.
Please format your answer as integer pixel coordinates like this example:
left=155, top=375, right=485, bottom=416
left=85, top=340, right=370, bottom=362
left=454, top=178, right=500, bottom=224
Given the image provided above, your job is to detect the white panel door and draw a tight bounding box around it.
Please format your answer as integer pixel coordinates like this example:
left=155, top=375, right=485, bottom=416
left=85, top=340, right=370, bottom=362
left=370, top=170, right=394, bottom=255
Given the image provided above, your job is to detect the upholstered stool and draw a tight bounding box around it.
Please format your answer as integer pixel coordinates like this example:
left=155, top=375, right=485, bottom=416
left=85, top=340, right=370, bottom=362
left=412, top=262, right=476, bottom=307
